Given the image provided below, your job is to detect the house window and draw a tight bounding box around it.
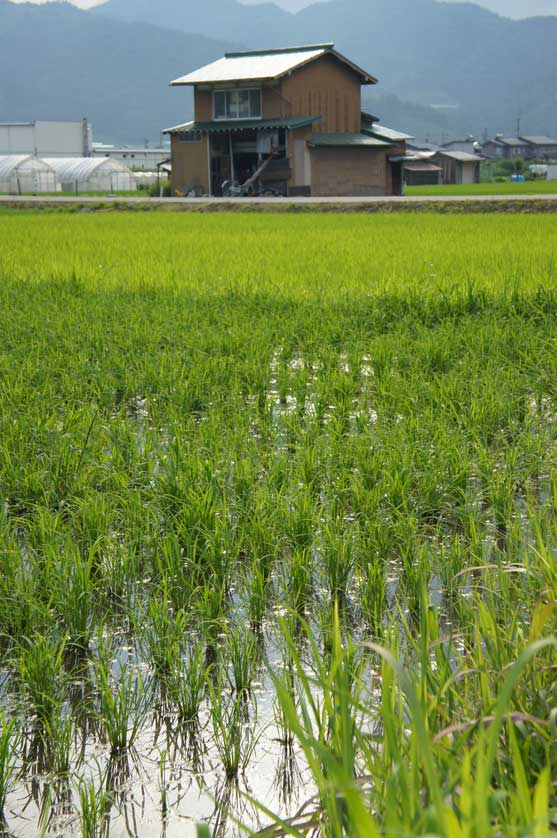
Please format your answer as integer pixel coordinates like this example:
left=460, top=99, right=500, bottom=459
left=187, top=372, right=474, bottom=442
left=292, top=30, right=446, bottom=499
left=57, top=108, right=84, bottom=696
left=178, top=132, right=202, bottom=143
left=213, top=89, right=261, bottom=120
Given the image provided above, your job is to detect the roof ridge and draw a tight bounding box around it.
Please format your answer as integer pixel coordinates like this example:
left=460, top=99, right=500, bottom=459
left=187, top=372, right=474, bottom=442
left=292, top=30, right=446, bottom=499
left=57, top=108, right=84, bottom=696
left=224, top=43, right=334, bottom=58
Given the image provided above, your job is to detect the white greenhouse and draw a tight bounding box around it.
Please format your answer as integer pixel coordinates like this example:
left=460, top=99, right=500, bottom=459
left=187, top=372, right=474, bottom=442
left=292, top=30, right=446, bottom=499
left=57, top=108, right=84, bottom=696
left=0, top=155, right=59, bottom=194
left=42, top=157, right=136, bottom=192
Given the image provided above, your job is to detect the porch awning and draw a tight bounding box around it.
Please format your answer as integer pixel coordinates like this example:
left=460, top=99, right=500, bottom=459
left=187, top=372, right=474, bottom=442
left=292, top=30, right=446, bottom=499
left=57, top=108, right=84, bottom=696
left=404, top=162, right=443, bottom=173
left=164, top=116, right=320, bottom=134
left=309, top=132, right=390, bottom=148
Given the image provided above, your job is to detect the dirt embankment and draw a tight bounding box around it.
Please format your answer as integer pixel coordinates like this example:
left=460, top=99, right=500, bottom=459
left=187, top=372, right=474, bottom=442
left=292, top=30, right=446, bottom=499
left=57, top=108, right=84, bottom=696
left=2, top=195, right=557, bottom=214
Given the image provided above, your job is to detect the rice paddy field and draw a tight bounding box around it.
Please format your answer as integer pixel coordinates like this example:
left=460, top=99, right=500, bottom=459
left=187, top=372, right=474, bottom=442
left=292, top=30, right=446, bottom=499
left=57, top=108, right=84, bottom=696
left=405, top=181, right=557, bottom=197
left=1, top=210, right=557, bottom=838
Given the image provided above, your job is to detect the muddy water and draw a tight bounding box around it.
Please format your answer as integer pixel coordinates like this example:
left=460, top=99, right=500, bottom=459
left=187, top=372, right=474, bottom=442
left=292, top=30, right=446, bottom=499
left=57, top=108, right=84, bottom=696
left=3, top=642, right=313, bottom=838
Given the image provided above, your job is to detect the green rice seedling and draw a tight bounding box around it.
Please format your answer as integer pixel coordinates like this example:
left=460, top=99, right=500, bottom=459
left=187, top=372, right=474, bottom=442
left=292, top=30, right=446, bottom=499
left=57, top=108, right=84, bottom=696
left=355, top=558, right=386, bottom=636
left=224, top=625, right=259, bottom=698
left=194, top=576, right=227, bottom=641
left=169, top=641, right=207, bottom=726
left=152, top=533, right=193, bottom=614
left=94, top=643, right=150, bottom=757
left=141, top=595, right=186, bottom=687
left=0, top=542, right=42, bottom=646
left=282, top=488, right=319, bottom=553
left=32, top=709, right=75, bottom=780
left=320, top=522, right=355, bottom=609
left=53, top=547, right=96, bottom=652
left=208, top=674, right=259, bottom=782
left=284, top=548, right=313, bottom=617
left=16, top=633, right=67, bottom=731
left=77, top=776, right=111, bottom=838
left=241, top=561, right=269, bottom=634
left=267, top=611, right=365, bottom=836
left=0, top=712, right=17, bottom=824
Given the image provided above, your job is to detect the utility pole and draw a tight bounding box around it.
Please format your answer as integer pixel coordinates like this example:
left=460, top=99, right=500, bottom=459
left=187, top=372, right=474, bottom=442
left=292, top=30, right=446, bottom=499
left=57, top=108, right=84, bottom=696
left=516, top=116, right=521, bottom=138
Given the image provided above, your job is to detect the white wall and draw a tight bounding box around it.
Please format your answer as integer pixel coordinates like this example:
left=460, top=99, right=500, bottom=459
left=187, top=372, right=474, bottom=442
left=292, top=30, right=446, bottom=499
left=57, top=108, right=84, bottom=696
left=92, top=146, right=170, bottom=171
left=0, top=121, right=90, bottom=157
left=0, top=125, right=35, bottom=155
left=35, top=121, right=90, bottom=156
left=461, top=162, right=476, bottom=185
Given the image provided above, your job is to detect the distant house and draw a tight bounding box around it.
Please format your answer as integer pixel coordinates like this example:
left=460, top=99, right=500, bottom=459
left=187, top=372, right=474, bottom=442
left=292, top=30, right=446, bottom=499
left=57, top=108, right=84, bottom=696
left=441, top=139, right=480, bottom=155
left=482, top=134, right=557, bottom=161
left=164, top=43, right=413, bottom=197
left=432, top=150, right=481, bottom=185
left=482, top=136, right=529, bottom=160
left=519, top=136, right=557, bottom=160
left=404, top=158, right=442, bottom=186
left=408, top=141, right=441, bottom=153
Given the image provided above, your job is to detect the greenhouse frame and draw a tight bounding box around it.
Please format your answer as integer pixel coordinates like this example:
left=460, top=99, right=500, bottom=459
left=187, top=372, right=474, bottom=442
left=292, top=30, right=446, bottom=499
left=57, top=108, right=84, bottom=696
left=0, top=155, right=59, bottom=194
left=42, top=157, right=135, bottom=192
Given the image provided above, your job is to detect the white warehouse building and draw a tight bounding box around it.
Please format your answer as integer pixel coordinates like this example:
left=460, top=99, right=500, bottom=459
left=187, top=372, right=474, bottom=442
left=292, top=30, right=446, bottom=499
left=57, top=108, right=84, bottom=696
left=0, top=120, right=92, bottom=158
left=0, top=155, right=59, bottom=194
left=43, top=157, right=135, bottom=192
left=92, top=142, right=170, bottom=171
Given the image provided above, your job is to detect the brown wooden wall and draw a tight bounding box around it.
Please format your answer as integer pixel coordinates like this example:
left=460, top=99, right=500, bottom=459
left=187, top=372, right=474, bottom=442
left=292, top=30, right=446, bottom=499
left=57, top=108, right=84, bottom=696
left=309, top=147, right=388, bottom=197
left=191, top=53, right=363, bottom=133
left=281, top=54, right=362, bottom=133
left=171, top=134, right=209, bottom=194
left=194, top=89, right=213, bottom=122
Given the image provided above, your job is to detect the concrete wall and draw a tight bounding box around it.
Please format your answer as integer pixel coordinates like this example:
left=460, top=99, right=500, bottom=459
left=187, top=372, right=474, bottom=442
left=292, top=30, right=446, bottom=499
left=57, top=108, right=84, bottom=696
left=171, top=134, right=209, bottom=195
left=309, top=147, right=388, bottom=197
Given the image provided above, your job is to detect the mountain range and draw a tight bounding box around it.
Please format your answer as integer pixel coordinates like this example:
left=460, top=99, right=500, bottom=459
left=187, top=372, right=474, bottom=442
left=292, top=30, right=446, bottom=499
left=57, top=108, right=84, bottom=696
left=1, top=0, right=557, bottom=144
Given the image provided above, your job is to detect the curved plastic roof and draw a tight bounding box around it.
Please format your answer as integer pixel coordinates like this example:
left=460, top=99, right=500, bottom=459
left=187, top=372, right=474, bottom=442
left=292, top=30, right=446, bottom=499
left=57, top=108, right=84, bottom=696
left=0, top=155, right=53, bottom=177
left=42, top=157, right=131, bottom=179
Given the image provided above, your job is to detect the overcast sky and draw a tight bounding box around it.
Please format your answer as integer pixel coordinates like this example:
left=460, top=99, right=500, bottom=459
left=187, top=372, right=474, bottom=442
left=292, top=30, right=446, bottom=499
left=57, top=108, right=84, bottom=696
left=8, top=0, right=557, bottom=17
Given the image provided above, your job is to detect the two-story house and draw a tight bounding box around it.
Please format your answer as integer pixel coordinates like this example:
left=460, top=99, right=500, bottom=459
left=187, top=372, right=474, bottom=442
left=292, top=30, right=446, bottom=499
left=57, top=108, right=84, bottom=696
left=164, top=43, right=412, bottom=198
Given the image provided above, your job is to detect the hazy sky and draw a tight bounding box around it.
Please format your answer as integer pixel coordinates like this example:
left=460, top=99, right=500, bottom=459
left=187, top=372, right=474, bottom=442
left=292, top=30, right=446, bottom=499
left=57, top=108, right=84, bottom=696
left=7, top=0, right=557, bottom=17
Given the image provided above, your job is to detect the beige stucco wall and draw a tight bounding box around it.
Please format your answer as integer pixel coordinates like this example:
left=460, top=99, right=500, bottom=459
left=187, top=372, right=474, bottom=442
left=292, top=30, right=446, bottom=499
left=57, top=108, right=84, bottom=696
left=309, top=146, right=388, bottom=197
left=171, top=134, right=209, bottom=194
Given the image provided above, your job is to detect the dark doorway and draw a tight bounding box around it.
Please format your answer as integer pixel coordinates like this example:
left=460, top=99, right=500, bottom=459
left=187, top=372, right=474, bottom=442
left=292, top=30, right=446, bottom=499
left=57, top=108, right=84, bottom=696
left=390, top=162, right=403, bottom=196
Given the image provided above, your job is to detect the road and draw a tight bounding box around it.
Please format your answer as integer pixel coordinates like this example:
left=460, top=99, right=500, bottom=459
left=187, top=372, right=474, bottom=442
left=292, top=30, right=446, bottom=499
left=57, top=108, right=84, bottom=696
left=2, top=193, right=557, bottom=210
